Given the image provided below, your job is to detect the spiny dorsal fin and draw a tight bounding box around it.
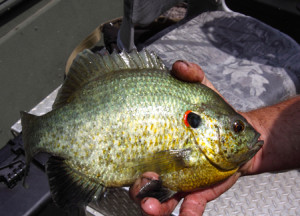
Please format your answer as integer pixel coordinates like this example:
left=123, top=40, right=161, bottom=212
left=46, top=156, right=105, bottom=208
left=53, top=49, right=166, bottom=109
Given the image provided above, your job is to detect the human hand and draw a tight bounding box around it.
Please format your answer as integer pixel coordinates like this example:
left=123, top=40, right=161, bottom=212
left=130, top=171, right=242, bottom=216
left=129, top=60, right=254, bottom=215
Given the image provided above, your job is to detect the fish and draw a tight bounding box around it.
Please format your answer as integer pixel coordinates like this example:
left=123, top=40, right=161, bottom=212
left=21, top=49, right=263, bottom=208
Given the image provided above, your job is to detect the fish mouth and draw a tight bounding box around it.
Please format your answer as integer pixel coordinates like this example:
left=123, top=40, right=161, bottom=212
left=248, top=132, right=264, bottom=149
left=246, top=133, right=264, bottom=159
left=255, top=139, right=264, bottom=148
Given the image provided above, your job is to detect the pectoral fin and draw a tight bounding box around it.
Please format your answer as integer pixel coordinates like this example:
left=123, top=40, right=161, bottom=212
left=126, top=148, right=193, bottom=174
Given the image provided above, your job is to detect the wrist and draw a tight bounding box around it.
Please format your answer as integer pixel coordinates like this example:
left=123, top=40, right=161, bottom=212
left=238, top=96, right=300, bottom=174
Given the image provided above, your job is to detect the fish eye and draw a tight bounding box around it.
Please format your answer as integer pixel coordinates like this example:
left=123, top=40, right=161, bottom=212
left=184, top=110, right=201, bottom=128
left=233, top=120, right=245, bottom=133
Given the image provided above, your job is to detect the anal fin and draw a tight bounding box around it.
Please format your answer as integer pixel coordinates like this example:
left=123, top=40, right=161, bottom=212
left=46, top=156, right=104, bottom=208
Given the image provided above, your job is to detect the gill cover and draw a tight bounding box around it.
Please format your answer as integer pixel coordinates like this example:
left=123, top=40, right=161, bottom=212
left=188, top=102, right=261, bottom=171
left=203, top=114, right=261, bottom=170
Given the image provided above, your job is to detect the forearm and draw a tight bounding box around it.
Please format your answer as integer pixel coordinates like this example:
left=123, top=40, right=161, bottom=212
left=241, top=96, right=300, bottom=175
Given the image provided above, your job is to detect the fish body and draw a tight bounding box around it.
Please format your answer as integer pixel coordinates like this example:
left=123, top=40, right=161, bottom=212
left=21, top=49, right=263, bottom=208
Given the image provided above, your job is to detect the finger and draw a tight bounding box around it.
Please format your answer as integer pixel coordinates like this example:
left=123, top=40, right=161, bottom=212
left=171, top=60, right=220, bottom=95
left=179, top=194, right=207, bottom=216
left=129, top=172, right=160, bottom=203
left=171, top=60, right=205, bottom=83
left=199, top=171, right=241, bottom=202
left=179, top=172, right=241, bottom=216
left=141, top=197, right=179, bottom=216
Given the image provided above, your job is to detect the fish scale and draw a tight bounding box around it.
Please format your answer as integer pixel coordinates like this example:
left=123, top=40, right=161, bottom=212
left=21, top=49, right=263, bottom=208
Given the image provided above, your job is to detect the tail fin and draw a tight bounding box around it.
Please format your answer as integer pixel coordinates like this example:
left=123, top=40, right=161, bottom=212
left=20, top=111, right=40, bottom=187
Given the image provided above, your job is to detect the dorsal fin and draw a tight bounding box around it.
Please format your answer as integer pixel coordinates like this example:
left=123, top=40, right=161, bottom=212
left=52, top=49, right=166, bottom=109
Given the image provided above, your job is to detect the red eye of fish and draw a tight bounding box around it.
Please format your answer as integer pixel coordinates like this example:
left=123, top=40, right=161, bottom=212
left=183, top=110, right=201, bottom=128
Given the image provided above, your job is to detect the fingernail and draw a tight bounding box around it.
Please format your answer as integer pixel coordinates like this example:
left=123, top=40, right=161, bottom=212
left=177, top=60, right=189, bottom=66
left=177, top=60, right=187, bottom=63
left=177, top=60, right=189, bottom=71
left=234, top=171, right=242, bottom=178
left=141, top=177, right=151, bottom=186
left=142, top=198, right=149, bottom=204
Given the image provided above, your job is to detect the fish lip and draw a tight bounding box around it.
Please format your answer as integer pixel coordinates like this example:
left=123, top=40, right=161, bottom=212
left=248, top=132, right=264, bottom=149
left=255, top=140, right=264, bottom=149
left=247, top=139, right=263, bottom=159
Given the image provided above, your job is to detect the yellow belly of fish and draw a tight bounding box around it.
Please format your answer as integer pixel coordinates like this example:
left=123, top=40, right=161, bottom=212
left=160, top=154, right=238, bottom=192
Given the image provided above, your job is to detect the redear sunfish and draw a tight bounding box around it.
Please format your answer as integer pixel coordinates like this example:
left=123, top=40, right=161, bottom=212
left=21, top=49, right=263, bottom=208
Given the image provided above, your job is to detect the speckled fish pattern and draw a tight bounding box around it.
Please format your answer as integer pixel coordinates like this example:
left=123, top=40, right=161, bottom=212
left=21, top=49, right=263, bottom=207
